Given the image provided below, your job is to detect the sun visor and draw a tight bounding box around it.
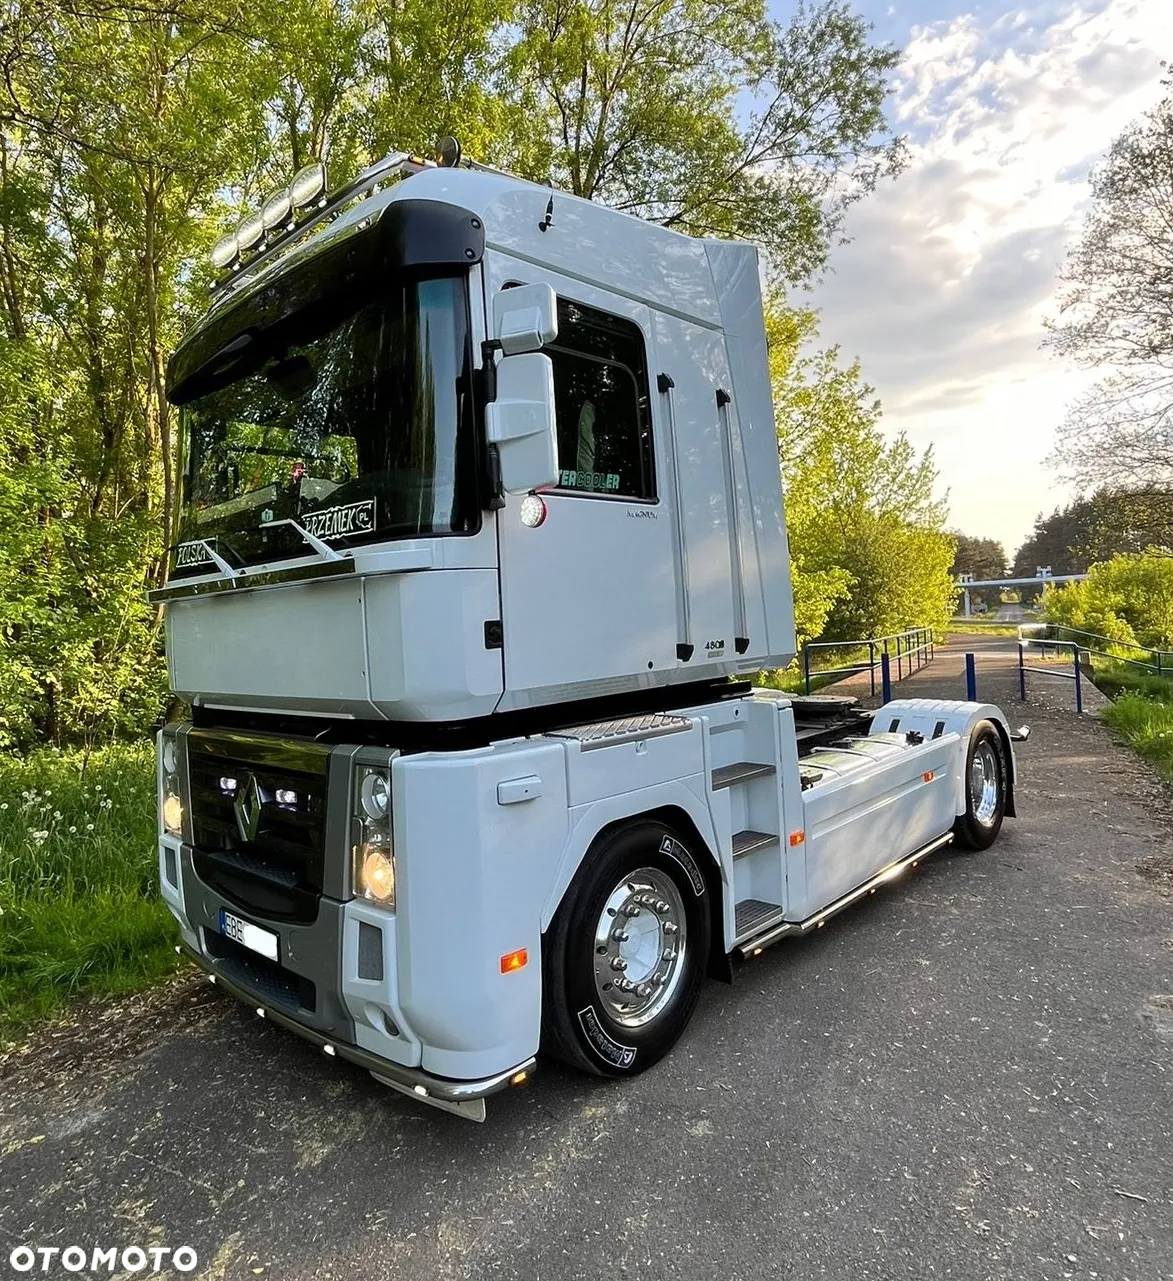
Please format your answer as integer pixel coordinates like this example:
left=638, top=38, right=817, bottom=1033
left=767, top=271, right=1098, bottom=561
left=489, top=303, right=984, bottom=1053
left=167, top=199, right=484, bottom=405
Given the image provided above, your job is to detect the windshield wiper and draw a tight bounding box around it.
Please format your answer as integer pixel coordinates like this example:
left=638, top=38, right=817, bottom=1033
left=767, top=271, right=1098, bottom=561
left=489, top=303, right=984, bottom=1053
left=260, top=517, right=344, bottom=562
left=178, top=539, right=241, bottom=579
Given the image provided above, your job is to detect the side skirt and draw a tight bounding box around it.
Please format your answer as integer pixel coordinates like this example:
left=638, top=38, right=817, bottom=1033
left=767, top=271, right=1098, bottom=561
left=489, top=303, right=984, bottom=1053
left=735, top=832, right=955, bottom=960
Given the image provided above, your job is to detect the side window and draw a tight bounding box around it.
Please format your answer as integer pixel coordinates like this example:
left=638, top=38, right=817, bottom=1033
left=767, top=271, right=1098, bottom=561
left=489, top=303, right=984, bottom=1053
left=547, top=300, right=656, bottom=500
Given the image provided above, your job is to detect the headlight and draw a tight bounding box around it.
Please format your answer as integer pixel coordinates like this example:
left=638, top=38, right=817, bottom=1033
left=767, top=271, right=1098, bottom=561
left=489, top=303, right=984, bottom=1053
left=159, top=733, right=184, bottom=837
left=352, top=766, right=394, bottom=909
left=359, top=770, right=390, bottom=820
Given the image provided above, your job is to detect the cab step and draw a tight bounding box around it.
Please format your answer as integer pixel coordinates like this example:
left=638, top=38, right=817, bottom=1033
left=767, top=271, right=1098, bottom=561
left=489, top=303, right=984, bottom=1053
left=734, top=897, right=786, bottom=940
left=735, top=831, right=955, bottom=958
left=731, top=829, right=776, bottom=860
left=712, top=761, right=775, bottom=789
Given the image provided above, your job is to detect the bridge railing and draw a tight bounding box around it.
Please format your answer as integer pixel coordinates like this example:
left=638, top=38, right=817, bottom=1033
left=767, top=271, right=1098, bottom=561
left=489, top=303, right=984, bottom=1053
left=801, top=626, right=935, bottom=697
left=1016, top=633, right=1085, bottom=714
left=1018, top=623, right=1173, bottom=675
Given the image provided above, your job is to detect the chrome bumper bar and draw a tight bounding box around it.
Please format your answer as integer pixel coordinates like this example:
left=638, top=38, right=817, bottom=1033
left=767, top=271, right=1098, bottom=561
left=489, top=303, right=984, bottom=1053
left=179, top=942, right=536, bottom=1105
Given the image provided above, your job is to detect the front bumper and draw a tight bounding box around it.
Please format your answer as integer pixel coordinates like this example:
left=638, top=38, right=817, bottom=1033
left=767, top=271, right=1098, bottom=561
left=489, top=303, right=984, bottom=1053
left=179, top=941, right=536, bottom=1112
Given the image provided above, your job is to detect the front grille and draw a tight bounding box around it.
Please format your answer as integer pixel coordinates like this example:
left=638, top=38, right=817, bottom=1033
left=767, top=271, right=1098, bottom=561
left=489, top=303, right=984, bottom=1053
left=204, top=928, right=316, bottom=1013
left=188, top=730, right=332, bottom=923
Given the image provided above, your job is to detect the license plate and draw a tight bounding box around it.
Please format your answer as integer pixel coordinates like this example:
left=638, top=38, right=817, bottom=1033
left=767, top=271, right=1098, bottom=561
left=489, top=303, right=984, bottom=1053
left=219, top=909, right=279, bottom=962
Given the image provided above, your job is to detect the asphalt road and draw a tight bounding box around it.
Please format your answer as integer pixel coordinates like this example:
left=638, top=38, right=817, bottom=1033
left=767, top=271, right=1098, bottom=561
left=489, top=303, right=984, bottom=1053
left=2, top=639, right=1171, bottom=1280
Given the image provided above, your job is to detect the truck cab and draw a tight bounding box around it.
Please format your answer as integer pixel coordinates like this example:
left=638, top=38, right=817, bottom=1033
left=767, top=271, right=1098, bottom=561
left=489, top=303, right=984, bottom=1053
left=155, top=150, right=1018, bottom=1120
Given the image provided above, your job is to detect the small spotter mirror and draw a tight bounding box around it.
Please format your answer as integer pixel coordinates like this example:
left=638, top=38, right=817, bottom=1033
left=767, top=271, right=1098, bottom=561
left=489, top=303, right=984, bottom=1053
left=492, top=283, right=558, bottom=356
left=436, top=135, right=462, bottom=168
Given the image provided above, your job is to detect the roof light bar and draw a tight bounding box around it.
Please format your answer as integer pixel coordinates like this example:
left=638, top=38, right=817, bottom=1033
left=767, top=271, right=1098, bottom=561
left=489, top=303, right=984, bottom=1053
left=210, top=232, right=238, bottom=270
left=261, top=187, right=293, bottom=231
left=290, top=161, right=326, bottom=208
left=235, top=209, right=265, bottom=252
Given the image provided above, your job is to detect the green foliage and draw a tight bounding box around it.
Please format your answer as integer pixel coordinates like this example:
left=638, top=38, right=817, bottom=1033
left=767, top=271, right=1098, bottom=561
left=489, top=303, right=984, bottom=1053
left=950, top=533, right=1007, bottom=581
left=767, top=297, right=956, bottom=645
left=1090, top=661, right=1173, bottom=703
left=512, top=0, right=905, bottom=283
left=0, top=745, right=176, bottom=1036
left=0, top=0, right=907, bottom=751
left=1011, top=486, right=1173, bottom=579
left=1040, top=553, right=1173, bottom=649
left=1100, top=691, right=1173, bottom=787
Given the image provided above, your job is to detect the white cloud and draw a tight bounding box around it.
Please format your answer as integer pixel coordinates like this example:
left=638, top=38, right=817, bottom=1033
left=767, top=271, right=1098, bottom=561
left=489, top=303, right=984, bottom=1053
left=811, top=0, right=1172, bottom=553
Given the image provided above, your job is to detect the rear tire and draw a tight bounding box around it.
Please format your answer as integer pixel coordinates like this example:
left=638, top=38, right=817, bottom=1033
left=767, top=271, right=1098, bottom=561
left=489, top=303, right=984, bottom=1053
left=953, top=721, right=1007, bottom=850
left=541, top=820, right=711, bottom=1077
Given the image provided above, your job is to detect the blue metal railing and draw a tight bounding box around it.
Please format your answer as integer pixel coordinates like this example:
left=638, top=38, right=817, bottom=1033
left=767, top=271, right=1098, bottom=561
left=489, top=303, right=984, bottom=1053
left=801, top=626, right=935, bottom=696
left=1019, top=623, right=1173, bottom=676
left=1017, top=634, right=1084, bottom=714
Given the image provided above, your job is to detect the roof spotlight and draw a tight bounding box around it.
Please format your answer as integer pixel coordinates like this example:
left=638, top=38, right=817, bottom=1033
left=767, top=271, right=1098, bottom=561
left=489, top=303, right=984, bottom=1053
left=290, top=160, right=326, bottom=209
left=210, top=232, right=239, bottom=270
left=261, top=186, right=293, bottom=231
left=235, top=209, right=265, bottom=251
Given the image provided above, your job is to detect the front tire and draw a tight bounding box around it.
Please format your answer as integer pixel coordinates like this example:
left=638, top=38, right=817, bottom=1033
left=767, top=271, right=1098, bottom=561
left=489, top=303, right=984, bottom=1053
left=542, top=820, right=711, bottom=1077
left=953, top=721, right=1007, bottom=850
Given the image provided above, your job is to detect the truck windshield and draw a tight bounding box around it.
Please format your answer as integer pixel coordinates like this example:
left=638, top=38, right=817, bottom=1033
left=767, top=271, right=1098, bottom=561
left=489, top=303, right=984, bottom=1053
left=173, top=274, right=477, bottom=576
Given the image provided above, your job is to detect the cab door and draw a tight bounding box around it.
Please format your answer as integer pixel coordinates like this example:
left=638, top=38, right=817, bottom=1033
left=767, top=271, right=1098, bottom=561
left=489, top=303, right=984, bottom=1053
left=485, top=257, right=677, bottom=709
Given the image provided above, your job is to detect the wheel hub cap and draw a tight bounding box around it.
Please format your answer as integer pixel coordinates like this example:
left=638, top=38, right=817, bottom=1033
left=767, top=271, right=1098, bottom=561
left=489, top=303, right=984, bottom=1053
left=593, top=867, right=687, bottom=1028
left=969, top=740, right=1000, bottom=826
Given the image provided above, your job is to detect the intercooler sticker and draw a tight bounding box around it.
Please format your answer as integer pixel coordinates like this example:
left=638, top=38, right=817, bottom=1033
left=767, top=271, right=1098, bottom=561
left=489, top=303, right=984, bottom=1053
left=299, top=498, right=376, bottom=541
left=578, top=1006, right=636, bottom=1069
left=660, top=835, right=705, bottom=897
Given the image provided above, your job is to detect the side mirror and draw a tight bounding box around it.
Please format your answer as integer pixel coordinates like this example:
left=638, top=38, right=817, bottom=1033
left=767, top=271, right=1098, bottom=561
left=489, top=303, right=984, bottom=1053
left=485, top=353, right=559, bottom=495
left=492, top=283, right=558, bottom=355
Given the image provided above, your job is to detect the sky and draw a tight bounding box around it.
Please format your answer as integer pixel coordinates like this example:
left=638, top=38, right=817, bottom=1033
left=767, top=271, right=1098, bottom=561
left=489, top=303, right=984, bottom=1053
left=778, top=0, right=1171, bottom=556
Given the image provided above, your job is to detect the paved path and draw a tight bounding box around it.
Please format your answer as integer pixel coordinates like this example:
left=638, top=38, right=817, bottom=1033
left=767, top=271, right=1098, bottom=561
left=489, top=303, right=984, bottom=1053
left=2, top=644, right=1171, bottom=1281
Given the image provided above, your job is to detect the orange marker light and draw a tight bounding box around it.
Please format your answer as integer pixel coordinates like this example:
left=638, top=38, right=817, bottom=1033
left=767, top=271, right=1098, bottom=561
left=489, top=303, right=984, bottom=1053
left=500, top=948, right=528, bottom=974
left=788, top=831, right=805, bottom=847
left=923, top=771, right=935, bottom=783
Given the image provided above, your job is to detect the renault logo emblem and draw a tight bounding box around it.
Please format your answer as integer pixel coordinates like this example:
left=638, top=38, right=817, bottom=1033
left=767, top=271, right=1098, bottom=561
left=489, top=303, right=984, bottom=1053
left=233, top=774, right=264, bottom=843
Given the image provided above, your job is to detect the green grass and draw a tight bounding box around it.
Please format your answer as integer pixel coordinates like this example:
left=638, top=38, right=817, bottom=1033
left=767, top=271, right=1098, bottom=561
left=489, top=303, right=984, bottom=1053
left=0, top=744, right=177, bottom=1039
left=1090, top=659, right=1173, bottom=703
left=947, top=621, right=1021, bottom=636
left=757, top=646, right=873, bottom=694
left=1091, top=661, right=1173, bottom=783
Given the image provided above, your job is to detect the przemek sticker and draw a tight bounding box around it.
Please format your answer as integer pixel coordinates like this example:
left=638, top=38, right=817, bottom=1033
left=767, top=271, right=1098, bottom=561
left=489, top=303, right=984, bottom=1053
left=299, top=499, right=376, bottom=541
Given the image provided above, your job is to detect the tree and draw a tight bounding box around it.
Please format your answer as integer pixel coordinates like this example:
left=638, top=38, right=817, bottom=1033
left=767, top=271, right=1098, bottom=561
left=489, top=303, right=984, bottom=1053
left=511, top=0, right=906, bottom=283
left=0, top=0, right=911, bottom=747
left=1040, top=553, right=1173, bottom=649
left=950, top=534, right=1007, bottom=582
left=1011, top=487, right=1173, bottom=579
left=767, top=299, right=956, bottom=644
left=1046, top=79, right=1173, bottom=489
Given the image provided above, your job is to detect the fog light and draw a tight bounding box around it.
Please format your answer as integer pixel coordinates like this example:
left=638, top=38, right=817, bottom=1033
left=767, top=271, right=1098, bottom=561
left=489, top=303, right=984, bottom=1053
left=162, top=793, right=183, bottom=834
left=358, top=847, right=396, bottom=907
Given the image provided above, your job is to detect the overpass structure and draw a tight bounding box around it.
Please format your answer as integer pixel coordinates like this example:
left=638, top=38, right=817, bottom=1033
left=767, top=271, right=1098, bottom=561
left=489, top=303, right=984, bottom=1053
left=956, top=573, right=1089, bottom=617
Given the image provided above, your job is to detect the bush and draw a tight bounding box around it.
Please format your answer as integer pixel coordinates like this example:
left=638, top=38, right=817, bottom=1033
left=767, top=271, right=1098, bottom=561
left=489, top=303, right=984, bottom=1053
left=1040, top=552, right=1173, bottom=649
left=0, top=743, right=176, bottom=1036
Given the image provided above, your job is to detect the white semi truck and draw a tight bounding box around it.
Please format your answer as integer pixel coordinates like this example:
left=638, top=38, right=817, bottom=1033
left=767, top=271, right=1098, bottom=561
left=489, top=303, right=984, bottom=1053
left=154, top=146, right=1020, bottom=1120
